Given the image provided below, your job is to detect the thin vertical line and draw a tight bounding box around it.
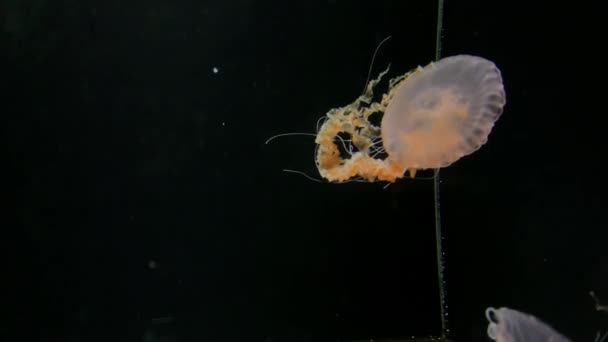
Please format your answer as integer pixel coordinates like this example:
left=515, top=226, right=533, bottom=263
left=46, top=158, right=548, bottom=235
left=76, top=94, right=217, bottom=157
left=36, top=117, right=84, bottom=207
left=435, top=0, right=444, bottom=61
left=434, top=0, right=449, bottom=338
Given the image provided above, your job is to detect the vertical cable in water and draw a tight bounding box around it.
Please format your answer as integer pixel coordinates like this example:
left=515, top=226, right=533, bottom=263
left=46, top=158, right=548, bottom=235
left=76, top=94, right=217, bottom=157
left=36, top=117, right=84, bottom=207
left=433, top=0, right=450, bottom=338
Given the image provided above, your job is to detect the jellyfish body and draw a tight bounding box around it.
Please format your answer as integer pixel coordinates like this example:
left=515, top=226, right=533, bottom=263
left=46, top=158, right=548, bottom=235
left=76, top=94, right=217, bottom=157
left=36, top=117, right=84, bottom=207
left=485, top=307, right=571, bottom=342
left=315, top=55, right=506, bottom=182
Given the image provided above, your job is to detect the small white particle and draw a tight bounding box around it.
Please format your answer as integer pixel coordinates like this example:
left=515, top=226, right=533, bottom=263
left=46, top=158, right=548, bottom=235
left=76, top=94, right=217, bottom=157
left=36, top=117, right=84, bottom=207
left=212, top=67, right=219, bottom=74
left=221, top=122, right=226, bottom=126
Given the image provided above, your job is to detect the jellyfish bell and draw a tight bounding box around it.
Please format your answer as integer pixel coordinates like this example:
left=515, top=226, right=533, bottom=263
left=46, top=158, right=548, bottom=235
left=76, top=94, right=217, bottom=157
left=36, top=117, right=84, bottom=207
left=485, top=307, right=571, bottom=342
left=315, top=54, right=506, bottom=183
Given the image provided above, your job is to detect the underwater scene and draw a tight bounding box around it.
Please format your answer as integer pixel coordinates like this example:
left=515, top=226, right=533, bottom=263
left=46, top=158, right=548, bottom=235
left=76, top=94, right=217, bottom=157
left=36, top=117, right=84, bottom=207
left=4, top=0, right=604, bottom=341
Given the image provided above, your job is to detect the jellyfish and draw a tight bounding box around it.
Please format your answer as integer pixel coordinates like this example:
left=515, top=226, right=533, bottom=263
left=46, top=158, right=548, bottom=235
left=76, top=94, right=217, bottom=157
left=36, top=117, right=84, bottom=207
left=485, top=303, right=608, bottom=342
left=314, top=55, right=506, bottom=182
left=485, top=307, right=571, bottom=342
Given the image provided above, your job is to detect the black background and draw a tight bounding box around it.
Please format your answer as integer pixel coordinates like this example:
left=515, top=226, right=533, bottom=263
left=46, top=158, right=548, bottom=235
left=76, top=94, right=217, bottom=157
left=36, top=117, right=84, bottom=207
left=3, top=1, right=605, bottom=341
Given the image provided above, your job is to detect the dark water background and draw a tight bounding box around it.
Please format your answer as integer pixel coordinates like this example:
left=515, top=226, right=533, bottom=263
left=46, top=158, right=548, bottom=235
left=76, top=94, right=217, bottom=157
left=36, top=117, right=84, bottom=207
left=3, top=1, right=604, bottom=341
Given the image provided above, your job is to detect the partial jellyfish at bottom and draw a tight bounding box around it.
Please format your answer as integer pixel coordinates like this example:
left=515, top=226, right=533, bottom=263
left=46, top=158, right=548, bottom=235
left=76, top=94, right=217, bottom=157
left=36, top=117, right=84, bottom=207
left=485, top=293, right=608, bottom=342
left=485, top=307, right=571, bottom=342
